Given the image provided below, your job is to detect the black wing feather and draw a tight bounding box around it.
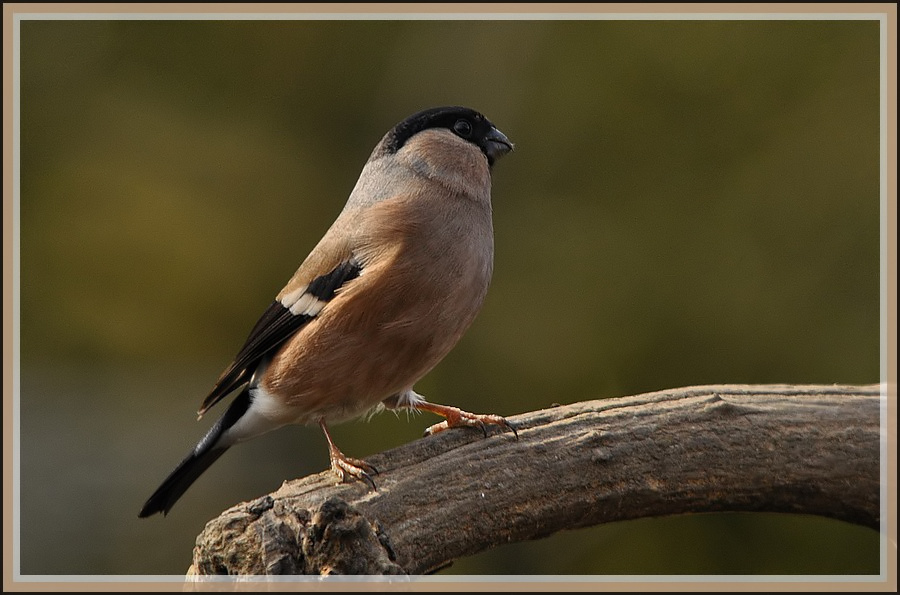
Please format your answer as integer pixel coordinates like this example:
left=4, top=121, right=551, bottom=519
left=197, top=258, right=362, bottom=415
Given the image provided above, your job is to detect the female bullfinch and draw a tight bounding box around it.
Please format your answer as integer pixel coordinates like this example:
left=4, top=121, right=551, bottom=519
left=139, top=106, right=515, bottom=517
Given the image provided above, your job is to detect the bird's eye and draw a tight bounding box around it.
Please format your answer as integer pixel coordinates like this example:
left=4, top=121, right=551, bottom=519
left=453, top=119, right=473, bottom=138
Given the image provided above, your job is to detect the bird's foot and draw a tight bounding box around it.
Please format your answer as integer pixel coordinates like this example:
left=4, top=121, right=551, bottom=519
left=319, top=419, right=378, bottom=489
left=328, top=449, right=378, bottom=490
left=419, top=403, right=518, bottom=439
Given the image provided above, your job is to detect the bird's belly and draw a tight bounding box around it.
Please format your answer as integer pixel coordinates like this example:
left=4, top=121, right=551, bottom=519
left=260, top=221, right=491, bottom=426
left=258, top=306, right=474, bottom=425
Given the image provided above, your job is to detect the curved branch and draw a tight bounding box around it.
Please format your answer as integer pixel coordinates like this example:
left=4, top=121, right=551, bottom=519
left=187, top=384, right=882, bottom=576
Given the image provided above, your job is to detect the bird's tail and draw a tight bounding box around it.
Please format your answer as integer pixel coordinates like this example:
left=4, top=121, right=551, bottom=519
left=138, top=388, right=251, bottom=517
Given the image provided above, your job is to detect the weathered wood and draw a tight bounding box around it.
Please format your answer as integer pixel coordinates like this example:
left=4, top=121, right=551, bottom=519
left=187, top=384, right=882, bottom=576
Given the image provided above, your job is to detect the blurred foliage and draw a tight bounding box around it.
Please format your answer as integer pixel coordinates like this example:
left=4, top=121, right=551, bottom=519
left=17, top=17, right=881, bottom=577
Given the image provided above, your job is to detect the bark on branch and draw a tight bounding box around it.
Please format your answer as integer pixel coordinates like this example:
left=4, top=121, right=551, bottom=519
left=187, top=384, right=882, bottom=576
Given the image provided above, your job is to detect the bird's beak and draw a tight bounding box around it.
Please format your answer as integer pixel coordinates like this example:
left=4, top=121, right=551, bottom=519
left=484, top=126, right=514, bottom=165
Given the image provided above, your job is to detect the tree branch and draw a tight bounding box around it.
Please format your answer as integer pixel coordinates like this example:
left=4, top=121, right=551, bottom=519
left=186, top=384, right=882, bottom=576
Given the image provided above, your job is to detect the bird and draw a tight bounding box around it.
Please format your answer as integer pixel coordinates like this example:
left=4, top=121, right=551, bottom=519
left=139, top=106, right=515, bottom=517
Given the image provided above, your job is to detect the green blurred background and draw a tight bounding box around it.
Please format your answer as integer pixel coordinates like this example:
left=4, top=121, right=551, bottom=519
left=18, top=18, right=881, bottom=576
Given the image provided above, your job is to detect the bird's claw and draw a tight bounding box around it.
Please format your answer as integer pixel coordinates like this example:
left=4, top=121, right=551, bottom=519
left=423, top=409, right=518, bottom=440
left=330, top=453, right=379, bottom=490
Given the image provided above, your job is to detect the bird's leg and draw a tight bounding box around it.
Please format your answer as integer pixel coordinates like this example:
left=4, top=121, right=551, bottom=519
left=413, top=400, right=518, bottom=439
left=318, top=420, right=378, bottom=489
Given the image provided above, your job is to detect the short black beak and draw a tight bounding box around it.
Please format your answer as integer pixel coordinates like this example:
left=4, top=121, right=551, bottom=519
left=483, top=126, right=514, bottom=165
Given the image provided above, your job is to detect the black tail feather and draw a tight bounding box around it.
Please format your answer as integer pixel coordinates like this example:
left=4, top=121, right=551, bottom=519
left=139, top=389, right=251, bottom=517
left=138, top=444, right=229, bottom=517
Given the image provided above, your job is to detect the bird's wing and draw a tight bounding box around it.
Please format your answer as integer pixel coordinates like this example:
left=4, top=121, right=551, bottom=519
left=197, top=244, right=362, bottom=418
